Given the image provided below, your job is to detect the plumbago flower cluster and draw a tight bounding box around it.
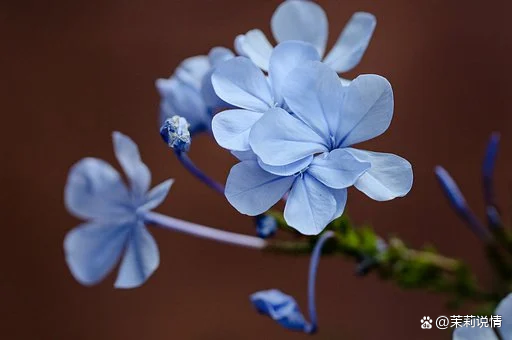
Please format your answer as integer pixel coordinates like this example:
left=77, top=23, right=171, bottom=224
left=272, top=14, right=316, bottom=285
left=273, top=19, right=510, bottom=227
left=64, top=1, right=511, bottom=338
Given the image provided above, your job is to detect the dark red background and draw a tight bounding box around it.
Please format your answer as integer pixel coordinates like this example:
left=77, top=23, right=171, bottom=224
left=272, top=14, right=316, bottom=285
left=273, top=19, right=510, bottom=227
left=3, top=0, right=512, bottom=339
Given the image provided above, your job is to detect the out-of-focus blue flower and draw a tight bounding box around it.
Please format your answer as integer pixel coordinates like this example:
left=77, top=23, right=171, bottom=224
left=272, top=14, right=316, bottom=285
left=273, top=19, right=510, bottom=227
left=453, top=293, right=512, bottom=340
left=218, top=62, right=412, bottom=235
left=251, top=290, right=309, bottom=332
left=212, top=40, right=320, bottom=151
left=235, top=0, right=376, bottom=83
left=483, top=132, right=501, bottom=226
left=160, top=115, right=191, bottom=152
left=255, top=215, right=277, bottom=239
left=64, top=132, right=173, bottom=288
left=156, top=47, right=234, bottom=134
left=435, top=166, right=490, bottom=240
left=250, top=231, right=335, bottom=333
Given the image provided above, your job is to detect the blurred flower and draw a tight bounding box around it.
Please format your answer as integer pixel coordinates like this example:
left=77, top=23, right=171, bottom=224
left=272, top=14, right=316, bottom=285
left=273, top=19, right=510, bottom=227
left=256, top=215, right=278, bottom=239
left=212, top=40, right=320, bottom=151
left=251, top=290, right=309, bottom=332
left=64, top=132, right=173, bottom=288
left=435, top=132, right=502, bottom=239
left=235, top=0, right=376, bottom=84
left=160, top=115, right=191, bottom=152
left=482, top=132, right=501, bottom=227
left=220, top=62, right=412, bottom=235
left=453, top=293, right=512, bottom=339
left=156, top=47, right=234, bottom=134
left=250, top=231, right=335, bottom=333
left=435, top=166, right=489, bottom=240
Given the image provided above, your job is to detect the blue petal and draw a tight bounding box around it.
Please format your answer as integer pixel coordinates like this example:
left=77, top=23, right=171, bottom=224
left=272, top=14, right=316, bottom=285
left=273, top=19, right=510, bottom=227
left=212, top=109, right=264, bottom=151
left=284, top=173, right=337, bottom=235
left=212, top=56, right=273, bottom=112
left=64, top=158, right=131, bottom=221
left=330, top=188, right=348, bottom=220
left=268, top=41, right=320, bottom=105
left=231, top=150, right=258, bottom=161
left=271, top=0, right=328, bottom=57
left=324, top=12, right=377, bottom=73
left=233, top=30, right=274, bottom=71
left=140, top=179, right=174, bottom=212
left=173, top=55, right=210, bottom=89
left=282, top=61, right=345, bottom=142
left=225, top=160, right=294, bottom=215
left=112, top=132, right=151, bottom=200
left=250, top=289, right=308, bottom=332
left=208, top=47, right=235, bottom=67
left=257, top=155, right=313, bottom=176
left=337, top=75, right=394, bottom=147
left=308, top=149, right=370, bottom=189
left=156, top=76, right=209, bottom=133
left=346, top=148, right=413, bottom=201
left=453, top=327, right=498, bottom=340
left=114, top=225, right=160, bottom=289
left=495, top=293, right=512, bottom=340
left=64, top=221, right=132, bottom=286
left=200, top=47, right=235, bottom=110
left=250, top=107, right=327, bottom=166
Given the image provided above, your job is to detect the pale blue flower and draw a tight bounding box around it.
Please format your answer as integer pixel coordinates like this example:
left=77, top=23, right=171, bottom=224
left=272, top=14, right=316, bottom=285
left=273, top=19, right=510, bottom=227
left=235, top=0, right=376, bottom=83
left=64, top=132, right=173, bottom=288
left=221, top=62, right=412, bottom=234
left=453, top=293, right=512, bottom=340
left=212, top=40, right=320, bottom=151
left=156, top=47, right=234, bottom=134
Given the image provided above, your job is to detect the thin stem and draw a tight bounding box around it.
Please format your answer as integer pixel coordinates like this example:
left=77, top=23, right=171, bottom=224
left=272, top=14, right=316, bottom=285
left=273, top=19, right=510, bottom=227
left=144, top=211, right=266, bottom=249
left=305, top=231, right=335, bottom=334
left=175, top=150, right=225, bottom=195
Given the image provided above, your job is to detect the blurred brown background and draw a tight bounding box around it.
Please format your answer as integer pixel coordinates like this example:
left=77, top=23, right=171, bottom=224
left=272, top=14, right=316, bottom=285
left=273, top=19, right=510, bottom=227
left=2, top=0, right=512, bottom=339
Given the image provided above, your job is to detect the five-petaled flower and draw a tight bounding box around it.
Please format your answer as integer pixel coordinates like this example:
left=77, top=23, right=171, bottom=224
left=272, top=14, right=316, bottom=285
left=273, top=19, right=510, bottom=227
left=64, top=132, right=173, bottom=288
left=156, top=47, right=234, bottom=134
left=235, top=0, right=376, bottom=84
left=215, top=61, right=413, bottom=235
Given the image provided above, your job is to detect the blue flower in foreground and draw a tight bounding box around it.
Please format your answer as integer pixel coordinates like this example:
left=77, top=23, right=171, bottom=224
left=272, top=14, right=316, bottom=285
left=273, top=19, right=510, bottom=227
left=212, top=40, right=320, bottom=151
left=64, top=132, right=173, bottom=288
left=251, top=231, right=335, bottom=333
left=235, top=0, right=375, bottom=83
left=156, top=47, right=234, bottom=134
left=453, top=293, right=512, bottom=339
left=221, top=62, right=413, bottom=234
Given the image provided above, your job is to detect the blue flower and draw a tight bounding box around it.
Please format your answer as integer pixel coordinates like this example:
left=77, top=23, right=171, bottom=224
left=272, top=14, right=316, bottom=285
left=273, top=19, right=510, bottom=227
left=212, top=40, right=320, bottom=151
left=453, top=293, right=512, bottom=340
left=219, top=62, right=413, bottom=234
left=251, top=289, right=309, bottom=332
left=156, top=47, right=234, bottom=134
left=64, top=132, right=173, bottom=288
left=235, top=0, right=375, bottom=83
